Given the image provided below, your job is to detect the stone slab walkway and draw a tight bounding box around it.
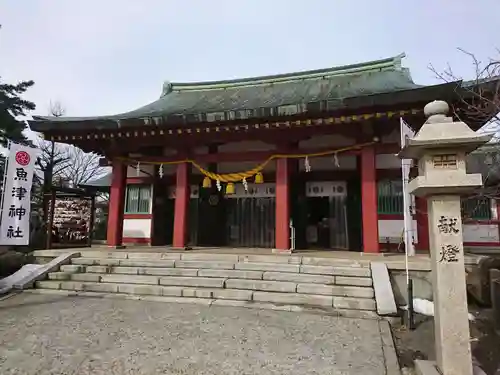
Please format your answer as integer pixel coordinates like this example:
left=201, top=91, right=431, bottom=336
left=0, top=293, right=396, bottom=374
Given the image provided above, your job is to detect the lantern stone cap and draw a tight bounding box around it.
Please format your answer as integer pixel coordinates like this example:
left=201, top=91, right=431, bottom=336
left=398, top=100, right=493, bottom=159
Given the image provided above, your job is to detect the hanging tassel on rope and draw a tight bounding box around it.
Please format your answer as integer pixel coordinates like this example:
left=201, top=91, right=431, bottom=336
left=333, top=153, right=340, bottom=167
left=304, top=156, right=311, bottom=172
left=159, top=164, right=164, bottom=178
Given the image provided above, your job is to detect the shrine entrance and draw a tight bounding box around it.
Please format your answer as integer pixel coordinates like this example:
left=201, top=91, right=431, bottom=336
left=196, top=185, right=227, bottom=247
left=225, top=183, right=276, bottom=248
left=303, top=181, right=349, bottom=250
left=150, top=182, right=173, bottom=246
left=152, top=184, right=199, bottom=247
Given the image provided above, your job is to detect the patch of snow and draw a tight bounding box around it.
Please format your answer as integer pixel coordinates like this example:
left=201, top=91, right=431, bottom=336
left=401, top=298, right=475, bottom=321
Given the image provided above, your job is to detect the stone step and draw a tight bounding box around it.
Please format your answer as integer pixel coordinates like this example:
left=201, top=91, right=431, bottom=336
left=37, top=280, right=179, bottom=295
left=197, top=269, right=263, bottom=280
left=262, top=271, right=336, bottom=284
left=68, top=257, right=371, bottom=278
left=47, top=271, right=374, bottom=299
left=225, top=279, right=296, bottom=293
left=64, top=264, right=371, bottom=285
left=296, top=283, right=374, bottom=298
left=48, top=272, right=101, bottom=282
left=54, top=266, right=373, bottom=289
left=299, top=265, right=371, bottom=277
left=59, top=265, right=85, bottom=273
left=71, top=258, right=176, bottom=267
left=235, top=262, right=300, bottom=273
left=35, top=280, right=376, bottom=312
left=173, top=260, right=235, bottom=270
left=26, top=288, right=379, bottom=319
left=251, top=292, right=375, bottom=311
left=70, top=251, right=372, bottom=268
left=95, top=266, right=201, bottom=277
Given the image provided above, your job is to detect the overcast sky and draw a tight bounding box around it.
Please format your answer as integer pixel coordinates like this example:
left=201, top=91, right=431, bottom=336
left=1, top=0, right=499, bottom=121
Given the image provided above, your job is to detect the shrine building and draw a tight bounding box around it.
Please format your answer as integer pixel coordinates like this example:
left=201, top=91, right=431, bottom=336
left=29, top=54, right=498, bottom=253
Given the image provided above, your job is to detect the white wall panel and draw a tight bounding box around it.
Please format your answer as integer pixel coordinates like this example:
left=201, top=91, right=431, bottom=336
left=463, top=224, right=499, bottom=243
left=378, top=219, right=418, bottom=243
left=378, top=219, right=500, bottom=244
left=123, top=219, right=151, bottom=238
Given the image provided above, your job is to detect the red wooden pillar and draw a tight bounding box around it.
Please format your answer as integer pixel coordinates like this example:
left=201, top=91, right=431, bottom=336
left=415, top=197, right=429, bottom=251
left=361, top=146, right=379, bottom=253
left=107, top=159, right=127, bottom=248
left=172, top=162, right=190, bottom=248
left=275, top=158, right=290, bottom=251
left=496, top=199, right=500, bottom=245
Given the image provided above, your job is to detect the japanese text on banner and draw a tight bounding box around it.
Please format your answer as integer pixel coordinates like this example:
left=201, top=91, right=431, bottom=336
left=0, top=143, right=38, bottom=246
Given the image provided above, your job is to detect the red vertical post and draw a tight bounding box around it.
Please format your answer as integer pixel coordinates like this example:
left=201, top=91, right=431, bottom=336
left=415, top=197, right=429, bottom=251
left=275, top=158, right=290, bottom=251
left=496, top=199, right=500, bottom=244
left=361, top=146, right=379, bottom=253
left=107, top=159, right=127, bottom=248
left=173, top=162, right=190, bottom=249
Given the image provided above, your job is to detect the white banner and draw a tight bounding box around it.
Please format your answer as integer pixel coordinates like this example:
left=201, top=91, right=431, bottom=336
left=0, top=143, right=39, bottom=245
left=400, top=118, right=416, bottom=256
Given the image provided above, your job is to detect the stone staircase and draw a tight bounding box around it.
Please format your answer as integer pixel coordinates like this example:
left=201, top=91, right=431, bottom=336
left=33, top=251, right=378, bottom=318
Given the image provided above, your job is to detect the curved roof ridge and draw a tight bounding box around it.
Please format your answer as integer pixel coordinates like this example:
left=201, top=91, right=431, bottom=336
left=161, top=53, right=406, bottom=95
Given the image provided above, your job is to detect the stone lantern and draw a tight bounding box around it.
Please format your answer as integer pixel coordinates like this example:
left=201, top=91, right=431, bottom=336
left=399, top=100, right=492, bottom=375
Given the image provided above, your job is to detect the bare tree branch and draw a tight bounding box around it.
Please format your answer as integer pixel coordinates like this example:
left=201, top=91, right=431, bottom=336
left=428, top=48, right=500, bottom=213
left=58, top=144, right=107, bottom=185
left=33, top=101, right=107, bottom=194
left=35, top=138, right=71, bottom=180
left=429, top=48, right=500, bottom=134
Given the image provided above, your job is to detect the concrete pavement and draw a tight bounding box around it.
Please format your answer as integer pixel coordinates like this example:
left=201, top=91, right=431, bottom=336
left=0, top=293, right=399, bottom=374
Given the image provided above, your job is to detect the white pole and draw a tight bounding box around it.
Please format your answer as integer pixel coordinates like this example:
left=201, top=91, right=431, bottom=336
left=400, top=118, right=415, bottom=322
left=289, top=219, right=295, bottom=251
left=0, top=140, right=12, bottom=225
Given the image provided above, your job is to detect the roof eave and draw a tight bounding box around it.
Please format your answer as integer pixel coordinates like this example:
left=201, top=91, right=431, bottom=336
left=29, top=81, right=462, bottom=133
left=29, top=118, right=120, bottom=132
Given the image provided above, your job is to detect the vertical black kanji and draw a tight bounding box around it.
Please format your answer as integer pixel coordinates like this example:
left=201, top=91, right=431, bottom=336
left=14, top=168, right=28, bottom=182
left=439, top=244, right=460, bottom=263
left=437, top=216, right=460, bottom=234
left=6, top=225, right=23, bottom=238
left=11, top=187, right=27, bottom=201
left=8, top=205, right=27, bottom=220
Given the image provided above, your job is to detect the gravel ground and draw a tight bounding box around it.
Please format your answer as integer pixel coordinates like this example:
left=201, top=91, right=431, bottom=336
left=0, top=293, right=388, bottom=375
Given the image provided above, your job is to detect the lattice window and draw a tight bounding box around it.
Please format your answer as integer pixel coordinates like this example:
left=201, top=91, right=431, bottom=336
left=125, top=185, right=152, bottom=214
left=377, top=180, right=403, bottom=214
left=461, top=197, right=492, bottom=220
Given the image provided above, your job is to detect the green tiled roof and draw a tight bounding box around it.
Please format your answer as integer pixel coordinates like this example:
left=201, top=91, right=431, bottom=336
left=31, top=53, right=423, bottom=128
